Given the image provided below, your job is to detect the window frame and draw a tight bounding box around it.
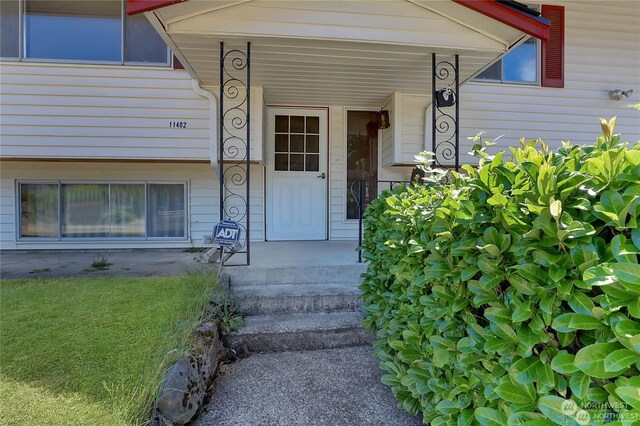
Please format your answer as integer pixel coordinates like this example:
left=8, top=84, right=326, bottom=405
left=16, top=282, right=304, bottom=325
left=474, top=3, right=542, bottom=86
left=16, top=180, right=188, bottom=241
left=474, top=35, right=541, bottom=86
left=1, top=0, right=170, bottom=66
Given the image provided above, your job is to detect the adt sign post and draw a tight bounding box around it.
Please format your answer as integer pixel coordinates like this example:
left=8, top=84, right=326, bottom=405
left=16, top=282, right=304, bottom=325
left=213, top=220, right=241, bottom=269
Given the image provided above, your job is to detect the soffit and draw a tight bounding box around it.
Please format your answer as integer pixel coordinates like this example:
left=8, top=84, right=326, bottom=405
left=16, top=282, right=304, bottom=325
left=151, top=0, right=529, bottom=105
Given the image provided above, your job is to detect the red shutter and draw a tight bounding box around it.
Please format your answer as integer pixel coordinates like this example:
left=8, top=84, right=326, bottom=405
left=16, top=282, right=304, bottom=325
left=541, top=5, right=565, bottom=88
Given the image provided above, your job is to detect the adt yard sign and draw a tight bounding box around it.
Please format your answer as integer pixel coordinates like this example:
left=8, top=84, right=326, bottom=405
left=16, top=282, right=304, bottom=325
left=213, top=220, right=241, bottom=247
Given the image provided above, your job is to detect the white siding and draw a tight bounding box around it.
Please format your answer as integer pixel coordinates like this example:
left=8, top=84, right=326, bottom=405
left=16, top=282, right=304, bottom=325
left=0, top=63, right=211, bottom=160
left=459, top=1, right=640, bottom=163
left=0, top=161, right=265, bottom=249
left=328, top=106, right=352, bottom=240
left=381, top=94, right=396, bottom=167
left=201, top=86, right=265, bottom=162
left=401, top=94, right=430, bottom=164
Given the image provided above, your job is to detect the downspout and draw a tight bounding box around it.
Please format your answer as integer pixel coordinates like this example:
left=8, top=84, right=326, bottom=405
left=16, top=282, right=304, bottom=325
left=191, top=80, right=219, bottom=176
left=192, top=79, right=223, bottom=260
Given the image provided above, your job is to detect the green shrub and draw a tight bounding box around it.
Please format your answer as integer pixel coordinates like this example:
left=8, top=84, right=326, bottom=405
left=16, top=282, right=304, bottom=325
left=360, top=118, right=640, bottom=426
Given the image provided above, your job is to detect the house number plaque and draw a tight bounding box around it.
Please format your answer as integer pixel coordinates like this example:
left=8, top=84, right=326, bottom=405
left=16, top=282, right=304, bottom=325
left=169, top=121, right=188, bottom=128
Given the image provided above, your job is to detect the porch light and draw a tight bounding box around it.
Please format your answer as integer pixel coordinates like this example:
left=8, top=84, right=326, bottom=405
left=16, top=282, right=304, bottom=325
left=376, top=110, right=390, bottom=129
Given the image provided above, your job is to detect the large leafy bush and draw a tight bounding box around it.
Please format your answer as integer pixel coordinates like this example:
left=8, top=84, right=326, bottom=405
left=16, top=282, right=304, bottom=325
left=360, top=119, right=640, bottom=425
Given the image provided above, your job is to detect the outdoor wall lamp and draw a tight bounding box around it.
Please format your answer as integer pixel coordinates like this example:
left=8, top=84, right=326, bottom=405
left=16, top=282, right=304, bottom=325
left=376, top=110, right=390, bottom=129
left=609, top=89, right=633, bottom=101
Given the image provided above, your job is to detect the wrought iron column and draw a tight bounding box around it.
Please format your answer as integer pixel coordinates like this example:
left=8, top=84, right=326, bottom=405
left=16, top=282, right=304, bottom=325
left=432, top=53, right=460, bottom=171
left=219, top=42, right=251, bottom=265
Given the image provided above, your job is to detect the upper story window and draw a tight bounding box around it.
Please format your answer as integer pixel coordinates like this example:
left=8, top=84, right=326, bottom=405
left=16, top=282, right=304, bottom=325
left=1, top=0, right=170, bottom=65
left=475, top=3, right=541, bottom=85
left=475, top=36, right=539, bottom=85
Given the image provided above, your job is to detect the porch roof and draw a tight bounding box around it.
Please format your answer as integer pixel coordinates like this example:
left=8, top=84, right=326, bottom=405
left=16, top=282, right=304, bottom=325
left=141, top=0, right=546, bottom=106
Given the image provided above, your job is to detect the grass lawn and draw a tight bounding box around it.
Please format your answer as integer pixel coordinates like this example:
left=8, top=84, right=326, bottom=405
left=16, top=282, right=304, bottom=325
left=0, top=274, right=216, bottom=425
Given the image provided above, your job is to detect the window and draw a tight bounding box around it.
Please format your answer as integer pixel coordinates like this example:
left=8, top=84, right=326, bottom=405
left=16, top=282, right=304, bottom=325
left=26, top=1, right=121, bottom=62
left=20, top=182, right=59, bottom=238
left=147, top=184, right=186, bottom=238
left=346, top=111, right=379, bottom=220
left=274, top=115, right=321, bottom=172
left=1, top=0, right=169, bottom=65
left=475, top=36, right=539, bottom=84
left=0, top=0, right=20, bottom=58
left=18, top=182, right=186, bottom=240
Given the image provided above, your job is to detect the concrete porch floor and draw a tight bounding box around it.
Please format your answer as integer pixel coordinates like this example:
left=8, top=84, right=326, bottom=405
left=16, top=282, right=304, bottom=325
left=225, top=240, right=361, bottom=267
left=0, top=241, right=363, bottom=279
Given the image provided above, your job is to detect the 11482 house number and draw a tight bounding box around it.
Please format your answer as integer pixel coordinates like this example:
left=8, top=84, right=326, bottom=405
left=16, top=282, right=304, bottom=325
left=169, top=121, right=188, bottom=128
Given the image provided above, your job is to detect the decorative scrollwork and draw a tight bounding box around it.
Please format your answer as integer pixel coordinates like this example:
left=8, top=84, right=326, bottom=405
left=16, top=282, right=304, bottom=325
left=220, top=42, right=251, bottom=264
left=432, top=54, right=460, bottom=170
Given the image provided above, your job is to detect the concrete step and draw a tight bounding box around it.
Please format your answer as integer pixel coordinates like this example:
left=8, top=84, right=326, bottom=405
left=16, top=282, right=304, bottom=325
left=226, top=264, right=367, bottom=287
left=233, top=283, right=362, bottom=315
left=224, top=311, right=374, bottom=354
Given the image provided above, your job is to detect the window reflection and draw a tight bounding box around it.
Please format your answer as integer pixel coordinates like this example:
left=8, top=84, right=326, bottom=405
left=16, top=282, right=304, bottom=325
left=346, top=111, right=378, bottom=220
left=0, top=0, right=20, bottom=58
left=475, top=36, right=538, bottom=84
left=503, top=37, right=537, bottom=83
left=25, top=1, right=121, bottom=61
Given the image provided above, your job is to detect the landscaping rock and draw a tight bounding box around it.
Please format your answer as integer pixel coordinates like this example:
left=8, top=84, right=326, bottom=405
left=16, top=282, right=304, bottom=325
left=194, top=321, right=219, bottom=340
left=156, top=356, right=205, bottom=425
left=199, top=338, right=225, bottom=383
left=149, top=411, right=173, bottom=426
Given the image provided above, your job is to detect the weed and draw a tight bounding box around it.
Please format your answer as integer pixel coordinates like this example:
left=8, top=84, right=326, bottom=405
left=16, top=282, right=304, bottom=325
left=211, top=290, right=244, bottom=333
left=183, top=247, right=206, bottom=253
left=90, top=252, right=112, bottom=271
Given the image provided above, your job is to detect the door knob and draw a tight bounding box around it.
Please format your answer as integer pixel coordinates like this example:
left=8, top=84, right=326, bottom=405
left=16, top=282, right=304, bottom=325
left=317, top=172, right=326, bottom=179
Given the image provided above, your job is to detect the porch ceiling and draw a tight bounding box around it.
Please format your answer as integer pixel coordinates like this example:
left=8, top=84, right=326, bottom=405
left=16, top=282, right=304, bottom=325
left=149, top=0, right=531, bottom=106
left=170, top=36, right=500, bottom=106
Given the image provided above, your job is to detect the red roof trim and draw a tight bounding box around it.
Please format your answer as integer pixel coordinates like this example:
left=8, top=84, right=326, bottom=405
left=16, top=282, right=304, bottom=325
left=454, top=0, right=550, bottom=41
left=127, top=0, right=187, bottom=16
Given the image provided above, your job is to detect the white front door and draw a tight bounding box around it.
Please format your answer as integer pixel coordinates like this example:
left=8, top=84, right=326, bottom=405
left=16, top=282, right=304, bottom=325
left=267, top=108, right=327, bottom=240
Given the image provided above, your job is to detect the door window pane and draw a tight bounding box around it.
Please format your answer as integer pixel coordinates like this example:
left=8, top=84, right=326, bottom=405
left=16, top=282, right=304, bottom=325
left=290, top=135, right=304, bottom=153
left=148, top=184, right=185, bottom=238
left=124, top=12, right=168, bottom=64
left=275, top=115, right=288, bottom=133
left=275, top=134, right=288, bottom=152
left=1, top=0, right=20, bottom=58
left=275, top=154, right=288, bottom=171
left=306, top=135, right=319, bottom=153
left=290, top=154, right=304, bottom=171
left=346, top=111, right=378, bottom=219
left=305, top=154, right=319, bottom=172
left=290, top=116, right=304, bottom=133
left=62, top=184, right=109, bottom=238
left=20, top=183, right=59, bottom=238
left=306, top=116, right=319, bottom=134
left=25, top=1, right=121, bottom=61
left=110, top=184, right=145, bottom=237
